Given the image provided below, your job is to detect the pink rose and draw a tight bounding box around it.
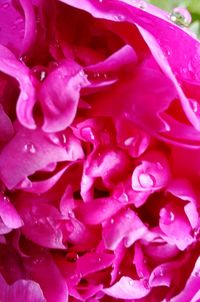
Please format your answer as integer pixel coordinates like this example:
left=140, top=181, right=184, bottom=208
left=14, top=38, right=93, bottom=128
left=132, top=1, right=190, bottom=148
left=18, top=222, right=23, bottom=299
left=0, top=0, right=200, bottom=301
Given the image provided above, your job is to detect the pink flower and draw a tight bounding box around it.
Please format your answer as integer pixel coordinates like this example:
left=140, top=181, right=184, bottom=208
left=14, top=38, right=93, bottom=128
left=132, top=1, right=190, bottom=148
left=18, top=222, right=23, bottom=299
left=0, top=0, right=200, bottom=301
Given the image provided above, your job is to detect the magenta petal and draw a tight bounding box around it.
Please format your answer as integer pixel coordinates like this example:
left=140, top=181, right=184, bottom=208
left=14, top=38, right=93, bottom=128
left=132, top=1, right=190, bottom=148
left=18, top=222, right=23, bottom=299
left=132, top=151, right=170, bottom=192
left=17, top=166, right=68, bottom=194
left=0, top=274, right=46, bottom=302
left=19, top=0, right=36, bottom=53
left=76, top=252, right=115, bottom=276
left=103, top=208, right=147, bottom=250
left=103, top=276, right=150, bottom=299
left=39, top=61, right=89, bottom=132
left=24, top=251, right=68, bottom=302
left=0, top=45, right=36, bottom=129
left=0, top=125, right=70, bottom=189
left=75, top=197, right=123, bottom=225
left=171, top=257, right=200, bottom=302
left=18, top=201, right=65, bottom=249
left=167, top=179, right=199, bottom=229
left=0, top=0, right=25, bottom=55
left=0, top=104, right=14, bottom=143
left=0, top=193, right=23, bottom=229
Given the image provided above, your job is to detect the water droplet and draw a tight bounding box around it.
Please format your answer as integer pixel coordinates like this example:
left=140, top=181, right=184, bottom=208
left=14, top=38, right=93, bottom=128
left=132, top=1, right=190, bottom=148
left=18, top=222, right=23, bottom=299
left=158, top=269, right=164, bottom=277
left=98, top=0, right=103, bottom=2
left=113, top=14, right=125, bottom=21
left=40, top=70, right=46, bottom=81
left=81, top=126, right=95, bottom=141
left=66, top=252, right=79, bottom=262
left=119, top=192, right=129, bottom=203
left=156, top=162, right=164, bottom=170
left=124, top=136, right=137, bottom=147
left=129, top=279, right=134, bottom=286
left=194, top=270, right=200, bottom=277
left=2, top=2, right=9, bottom=9
left=138, top=1, right=147, bottom=10
left=62, top=133, right=67, bottom=144
left=33, top=258, right=40, bottom=265
left=98, top=257, right=102, bottom=262
left=23, top=143, right=37, bottom=154
left=79, top=70, right=85, bottom=77
left=3, top=196, right=9, bottom=202
left=190, top=99, right=200, bottom=114
left=170, top=7, right=192, bottom=27
left=138, top=173, right=155, bottom=188
left=138, top=271, right=144, bottom=278
left=193, top=226, right=200, bottom=239
left=160, top=208, right=175, bottom=225
left=110, top=218, right=115, bottom=224
left=19, top=55, right=28, bottom=63
left=48, top=134, right=60, bottom=145
left=16, top=17, right=23, bottom=23
left=143, top=279, right=150, bottom=289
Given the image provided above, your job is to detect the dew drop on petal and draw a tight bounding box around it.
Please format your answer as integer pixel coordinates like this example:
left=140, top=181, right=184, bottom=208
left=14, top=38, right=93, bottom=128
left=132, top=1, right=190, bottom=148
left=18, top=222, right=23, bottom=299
left=159, top=268, right=164, bottom=277
left=170, top=7, right=192, bottom=27
left=48, top=134, right=60, bottom=145
left=113, top=14, right=125, bottom=21
left=19, top=55, right=28, bottom=63
left=81, top=127, right=95, bottom=141
left=190, top=99, right=200, bottom=115
left=124, top=136, right=137, bottom=147
left=193, top=226, right=200, bottom=239
left=110, top=218, right=115, bottom=224
left=156, top=162, right=164, bottom=170
left=129, top=279, right=134, bottom=286
left=194, top=270, right=200, bottom=277
left=138, top=173, right=155, bottom=188
left=119, top=192, right=129, bottom=203
left=40, top=70, right=46, bottom=81
left=62, top=133, right=67, bottom=144
left=3, top=196, right=9, bottom=202
left=66, top=252, right=79, bottom=262
left=143, top=278, right=150, bottom=289
left=160, top=208, right=175, bottom=225
left=23, top=143, right=37, bottom=154
left=1, top=2, right=9, bottom=9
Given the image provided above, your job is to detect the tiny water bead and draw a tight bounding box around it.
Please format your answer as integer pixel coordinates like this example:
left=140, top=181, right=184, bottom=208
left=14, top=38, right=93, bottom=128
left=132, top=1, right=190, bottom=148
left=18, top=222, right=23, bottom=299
left=190, top=99, right=200, bottom=115
left=129, top=279, right=134, bottom=286
left=1, top=2, right=9, bottom=9
left=138, top=173, right=155, bottom=188
left=170, top=7, right=192, bottom=27
left=110, top=218, right=115, bottom=224
left=124, top=136, right=137, bottom=147
left=160, top=208, right=175, bottom=225
left=138, top=1, right=147, bottom=10
left=80, top=126, right=95, bottom=141
left=23, top=143, right=37, bottom=154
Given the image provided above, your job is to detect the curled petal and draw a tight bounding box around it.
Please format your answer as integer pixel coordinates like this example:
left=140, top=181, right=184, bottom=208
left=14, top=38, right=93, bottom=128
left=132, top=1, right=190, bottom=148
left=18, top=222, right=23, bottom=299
left=0, top=45, right=36, bottom=129
left=0, top=274, right=46, bottom=302
left=103, top=208, right=147, bottom=250
left=132, top=151, right=170, bottom=192
left=39, top=61, right=89, bottom=132
left=103, top=276, right=150, bottom=299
